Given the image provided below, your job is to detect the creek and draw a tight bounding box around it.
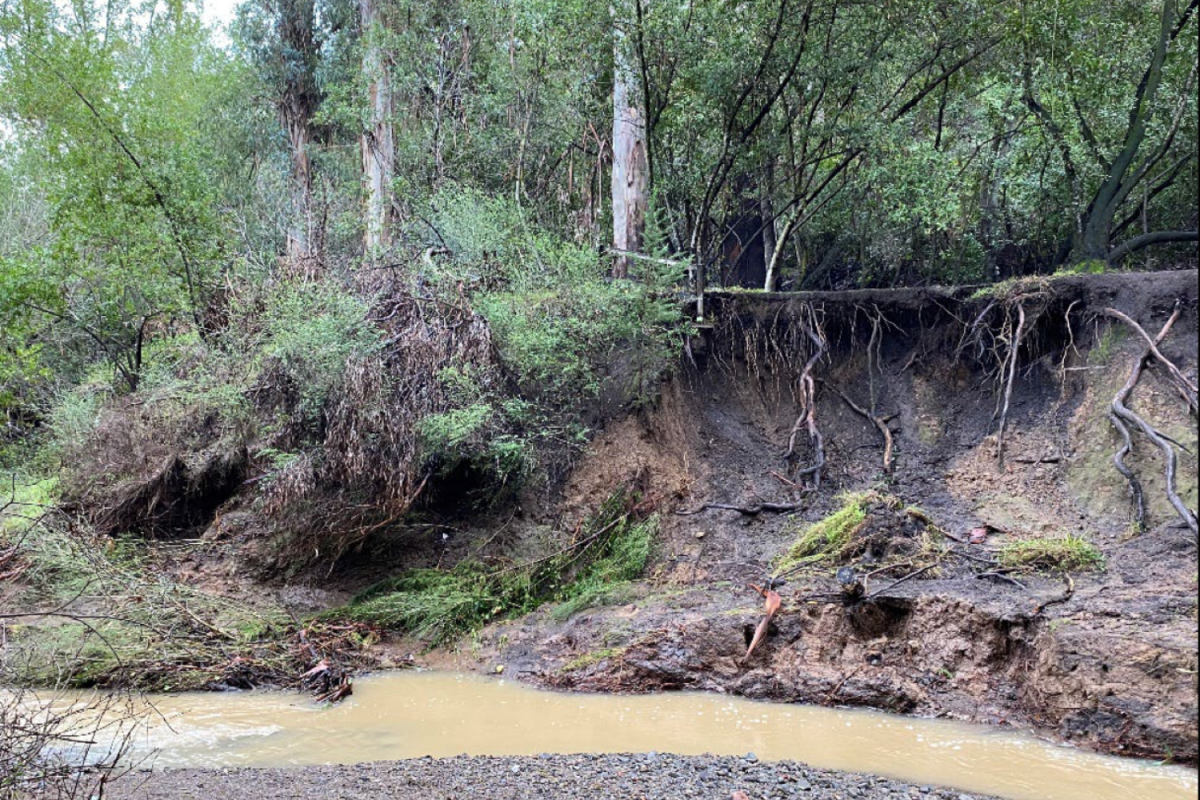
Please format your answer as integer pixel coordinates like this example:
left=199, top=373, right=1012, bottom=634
left=37, top=670, right=1198, bottom=800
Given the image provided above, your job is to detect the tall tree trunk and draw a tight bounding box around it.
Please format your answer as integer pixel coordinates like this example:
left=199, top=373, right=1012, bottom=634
left=360, top=0, right=395, bottom=256
left=284, top=113, right=316, bottom=260
left=612, top=6, right=648, bottom=279
left=760, top=160, right=778, bottom=290
left=277, top=0, right=321, bottom=263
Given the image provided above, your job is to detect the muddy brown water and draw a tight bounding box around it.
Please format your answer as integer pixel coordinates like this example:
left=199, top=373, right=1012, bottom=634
left=38, top=671, right=1198, bottom=800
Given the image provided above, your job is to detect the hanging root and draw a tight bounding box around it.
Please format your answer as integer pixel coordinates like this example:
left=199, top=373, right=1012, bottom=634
left=825, top=382, right=896, bottom=474
left=1107, top=301, right=1198, bottom=536
left=1109, top=412, right=1146, bottom=529
left=784, top=305, right=827, bottom=489
left=995, top=300, right=1027, bottom=466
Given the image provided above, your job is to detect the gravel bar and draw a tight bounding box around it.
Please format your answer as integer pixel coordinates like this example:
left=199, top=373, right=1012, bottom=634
left=111, top=753, right=1003, bottom=800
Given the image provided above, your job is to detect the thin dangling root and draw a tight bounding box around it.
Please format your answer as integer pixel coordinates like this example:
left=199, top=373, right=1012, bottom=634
left=825, top=382, right=896, bottom=474
left=784, top=305, right=827, bottom=489
left=995, top=300, right=1027, bottom=466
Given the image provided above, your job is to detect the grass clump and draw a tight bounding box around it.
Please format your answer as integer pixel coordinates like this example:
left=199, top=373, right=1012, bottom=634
left=334, top=562, right=538, bottom=647
left=331, top=487, right=656, bottom=645
left=997, top=534, right=1105, bottom=572
left=774, top=491, right=881, bottom=572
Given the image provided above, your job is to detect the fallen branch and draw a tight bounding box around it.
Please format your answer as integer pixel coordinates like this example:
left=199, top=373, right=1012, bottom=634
left=975, top=571, right=1027, bottom=590
left=676, top=500, right=805, bottom=516
left=865, top=563, right=938, bottom=598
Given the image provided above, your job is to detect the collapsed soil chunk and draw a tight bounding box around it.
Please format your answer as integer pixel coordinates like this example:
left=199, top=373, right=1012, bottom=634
left=774, top=491, right=942, bottom=574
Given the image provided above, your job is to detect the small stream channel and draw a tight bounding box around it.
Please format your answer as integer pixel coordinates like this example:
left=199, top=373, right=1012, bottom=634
left=40, top=671, right=1199, bottom=800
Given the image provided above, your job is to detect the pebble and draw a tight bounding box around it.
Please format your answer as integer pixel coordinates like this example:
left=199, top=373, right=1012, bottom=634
left=110, top=754, right=1007, bottom=800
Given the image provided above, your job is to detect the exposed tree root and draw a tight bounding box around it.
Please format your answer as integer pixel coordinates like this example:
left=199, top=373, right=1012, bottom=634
left=995, top=300, right=1027, bottom=466
left=825, top=381, right=897, bottom=474
left=1107, top=302, right=1198, bottom=535
left=1109, top=413, right=1146, bottom=529
left=1103, top=306, right=1199, bottom=416
left=1033, top=573, right=1075, bottom=616
left=784, top=306, right=827, bottom=488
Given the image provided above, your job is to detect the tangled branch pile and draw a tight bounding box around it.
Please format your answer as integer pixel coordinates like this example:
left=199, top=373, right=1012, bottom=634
left=261, top=279, right=513, bottom=563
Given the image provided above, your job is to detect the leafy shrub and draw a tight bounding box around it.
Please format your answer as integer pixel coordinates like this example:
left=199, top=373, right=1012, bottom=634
left=331, top=488, right=656, bottom=644
left=262, top=279, right=381, bottom=421
left=427, top=187, right=683, bottom=410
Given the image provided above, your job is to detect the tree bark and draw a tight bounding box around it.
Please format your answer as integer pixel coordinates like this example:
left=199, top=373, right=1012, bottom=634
left=360, top=0, right=395, bottom=256
left=1107, top=230, right=1199, bottom=265
left=760, top=159, right=778, bottom=290
left=277, top=0, right=322, bottom=262
left=612, top=4, right=648, bottom=279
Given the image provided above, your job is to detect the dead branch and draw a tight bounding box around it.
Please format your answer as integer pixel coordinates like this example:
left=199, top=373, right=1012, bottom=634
left=975, top=571, right=1028, bottom=590
left=676, top=500, right=806, bottom=516
left=865, top=563, right=938, bottom=598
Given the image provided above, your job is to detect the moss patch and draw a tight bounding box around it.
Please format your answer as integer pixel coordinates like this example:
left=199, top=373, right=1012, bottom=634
left=560, top=646, right=626, bottom=673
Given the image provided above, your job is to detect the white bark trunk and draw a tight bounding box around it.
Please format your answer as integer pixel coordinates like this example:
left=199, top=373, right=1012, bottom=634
left=612, top=10, right=647, bottom=278
left=760, top=162, right=777, bottom=290
left=361, top=0, right=395, bottom=256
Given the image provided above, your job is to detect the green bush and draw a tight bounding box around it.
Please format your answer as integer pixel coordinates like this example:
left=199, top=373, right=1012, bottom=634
left=332, top=488, right=656, bottom=644
left=426, top=187, right=683, bottom=410
left=262, top=279, right=381, bottom=420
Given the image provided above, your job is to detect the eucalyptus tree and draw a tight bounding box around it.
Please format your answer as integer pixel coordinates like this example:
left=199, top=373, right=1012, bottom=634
left=359, top=0, right=395, bottom=255
left=612, top=0, right=648, bottom=278
left=239, top=0, right=325, bottom=261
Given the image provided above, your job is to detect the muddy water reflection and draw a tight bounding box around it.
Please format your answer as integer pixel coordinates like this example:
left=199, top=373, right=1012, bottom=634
left=117, top=671, right=1193, bottom=800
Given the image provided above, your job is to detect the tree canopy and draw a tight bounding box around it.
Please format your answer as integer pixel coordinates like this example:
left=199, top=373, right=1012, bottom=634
left=1, top=0, right=1196, bottom=420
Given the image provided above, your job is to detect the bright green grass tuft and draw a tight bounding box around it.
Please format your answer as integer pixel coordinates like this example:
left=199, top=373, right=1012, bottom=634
left=997, top=534, right=1105, bottom=572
